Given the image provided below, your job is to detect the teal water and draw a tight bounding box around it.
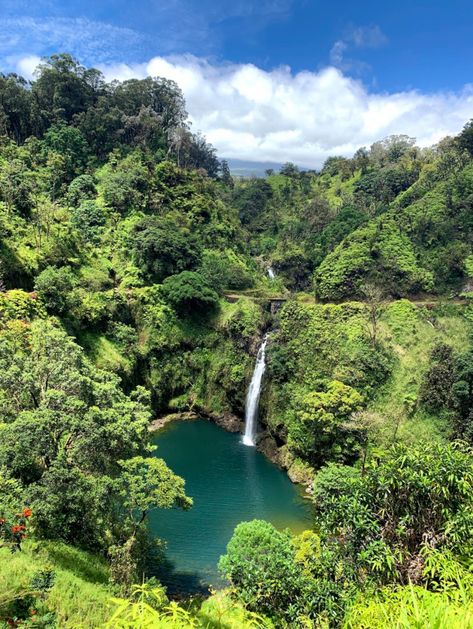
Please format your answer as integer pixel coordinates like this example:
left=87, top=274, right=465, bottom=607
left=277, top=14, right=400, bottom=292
left=149, top=419, right=312, bottom=594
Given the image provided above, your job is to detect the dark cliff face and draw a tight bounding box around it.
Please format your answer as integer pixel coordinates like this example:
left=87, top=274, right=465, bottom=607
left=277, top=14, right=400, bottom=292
left=270, top=299, right=287, bottom=316
left=207, top=410, right=243, bottom=433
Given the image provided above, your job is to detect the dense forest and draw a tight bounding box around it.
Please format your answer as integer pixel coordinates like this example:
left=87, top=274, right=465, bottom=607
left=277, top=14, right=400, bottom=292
left=1, top=54, right=473, bottom=628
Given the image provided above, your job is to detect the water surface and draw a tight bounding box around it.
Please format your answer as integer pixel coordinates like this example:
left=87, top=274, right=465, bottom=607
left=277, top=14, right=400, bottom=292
left=149, top=419, right=312, bottom=593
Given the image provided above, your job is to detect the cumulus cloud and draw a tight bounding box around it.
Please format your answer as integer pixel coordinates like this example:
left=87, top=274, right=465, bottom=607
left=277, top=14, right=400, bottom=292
left=16, top=55, right=42, bottom=79
left=93, top=55, right=473, bottom=168
left=13, top=53, right=473, bottom=168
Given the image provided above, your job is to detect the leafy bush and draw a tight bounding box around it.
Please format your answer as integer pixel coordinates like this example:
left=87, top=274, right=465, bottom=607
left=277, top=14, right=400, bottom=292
left=381, top=299, right=419, bottom=342
left=345, top=580, right=473, bottom=629
left=66, top=173, right=96, bottom=206
left=287, top=380, right=364, bottom=465
left=162, top=271, right=219, bottom=316
left=420, top=343, right=456, bottom=411
left=199, top=249, right=254, bottom=293
left=132, top=216, right=201, bottom=282
left=99, top=153, right=149, bottom=214
left=71, top=199, right=106, bottom=241
left=0, top=290, right=46, bottom=322
left=314, top=442, right=473, bottom=583
left=220, top=520, right=355, bottom=626
left=34, top=266, right=77, bottom=315
left=219, top=521, right=309, bottom=623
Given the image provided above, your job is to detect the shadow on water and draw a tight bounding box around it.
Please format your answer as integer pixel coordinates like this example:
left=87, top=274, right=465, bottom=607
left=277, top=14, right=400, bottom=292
left=148, top=552, right=226, bottom=596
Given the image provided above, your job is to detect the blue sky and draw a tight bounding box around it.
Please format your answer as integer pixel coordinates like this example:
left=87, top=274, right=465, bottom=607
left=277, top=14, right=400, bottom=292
left=2, top=0, right=472, bottom=90
left=1, top=0, right=472, bottom=166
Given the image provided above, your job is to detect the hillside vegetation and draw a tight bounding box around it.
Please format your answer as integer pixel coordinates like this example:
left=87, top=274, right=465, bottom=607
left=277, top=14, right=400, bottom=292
left=1, top=54, right=473, bottom=627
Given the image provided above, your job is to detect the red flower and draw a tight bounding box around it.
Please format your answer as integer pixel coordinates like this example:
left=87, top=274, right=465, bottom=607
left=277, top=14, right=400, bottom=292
left=23, top=508, right=32, bottom=518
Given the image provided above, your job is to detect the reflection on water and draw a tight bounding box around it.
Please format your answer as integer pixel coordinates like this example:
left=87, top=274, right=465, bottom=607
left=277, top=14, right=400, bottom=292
left=148, top=419, right=312, bottom=594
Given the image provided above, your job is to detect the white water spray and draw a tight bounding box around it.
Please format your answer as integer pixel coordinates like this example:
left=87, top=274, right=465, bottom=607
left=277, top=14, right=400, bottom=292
left=242, top=335, right=269, bottom=447
left=268, top=267, right=275, bottom=280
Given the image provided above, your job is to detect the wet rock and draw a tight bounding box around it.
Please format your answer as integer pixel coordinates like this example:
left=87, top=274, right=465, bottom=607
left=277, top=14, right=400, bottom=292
left=257, top=432, right=281, bottom=464
left=257, top=433, right=314, bottom=491
left=148, top=411, right=199, bottom=432
left=149, top=409, right=243, bottom=434
left=208, top=410, right=243, bottom=433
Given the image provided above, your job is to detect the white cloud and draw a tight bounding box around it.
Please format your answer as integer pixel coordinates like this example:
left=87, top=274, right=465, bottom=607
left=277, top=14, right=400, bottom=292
left=350, top=25, right=388, bottom=48
left=0, top=17, right=146, bottom=64
left=329, top=41, right=347, bottom=67
left=330, top=24, right=388, bottom=73
left=96, top=55, right=473, bottom=168
left=15, top=55, right=41, bottom=79
left=16, top=53, right=473, bottom=168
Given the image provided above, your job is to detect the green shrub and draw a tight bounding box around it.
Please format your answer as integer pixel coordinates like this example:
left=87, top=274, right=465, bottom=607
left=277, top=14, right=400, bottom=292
left=66, top=173, right=96, bottom=207
left=162, top=271, right=219, bottom=317
left=0, top=290, right=46, bottom=322
left=287, top=380, right=364, bottom=465
left=344, top=581, right=473, bottom=629
left=131, top=216, right=202, bottom=282
left=314, top=442, right=473, bottom=583
left=199, top=249, right=254, bottom=293
left=382, top=299, right=419, bottom=342
left=71, top=199, right=106, bottom=241
left=219, top=520, right=307, bottom=623
left=34, top=266, right=77, bottom=315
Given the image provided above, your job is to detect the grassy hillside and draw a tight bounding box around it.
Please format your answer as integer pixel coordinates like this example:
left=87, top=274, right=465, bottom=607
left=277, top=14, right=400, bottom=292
left=0, top=542, right=272, bottom=628
left=0, top=542, right=112, bottom=627
left=261, top=298, right=472, bottom=481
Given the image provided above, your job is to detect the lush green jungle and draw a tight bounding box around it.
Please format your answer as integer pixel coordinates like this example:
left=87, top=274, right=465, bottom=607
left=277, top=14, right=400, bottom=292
left=1, top=54, right=473, bottom=628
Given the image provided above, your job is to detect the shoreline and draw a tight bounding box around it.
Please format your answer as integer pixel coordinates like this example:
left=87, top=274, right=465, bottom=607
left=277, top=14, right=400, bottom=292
left=149, top=410, right=314, bottom=494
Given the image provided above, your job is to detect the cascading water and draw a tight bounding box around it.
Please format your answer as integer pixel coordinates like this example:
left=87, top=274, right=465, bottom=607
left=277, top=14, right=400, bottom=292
left=242, top=335, right=269, bottom=446
left=268, top=267, right=276, bottom=280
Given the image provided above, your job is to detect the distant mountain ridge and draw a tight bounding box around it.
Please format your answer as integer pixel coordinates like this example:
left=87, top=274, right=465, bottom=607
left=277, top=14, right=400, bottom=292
left=226, top=159, right=285, bottom=177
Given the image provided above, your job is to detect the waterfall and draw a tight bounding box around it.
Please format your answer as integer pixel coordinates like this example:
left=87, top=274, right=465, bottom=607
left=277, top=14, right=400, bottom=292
left=242, top=335, right=269, bottom=446
left=268, top=267, right=275, bottom=280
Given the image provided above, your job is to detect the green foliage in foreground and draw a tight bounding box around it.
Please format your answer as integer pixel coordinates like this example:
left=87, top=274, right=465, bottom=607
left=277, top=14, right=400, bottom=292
left=0, top=542, right=112, bottom=628
left=313, top=442, right=473, bottom=582
left=221, top=442, right=473, bottom=627
left=105, top=582, right=271, bottom=628
left=345, top=581, right=473, bottom=629
left=0, top=542, right=272, bottom=628
left=0, top=318, right=191, bottom=586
